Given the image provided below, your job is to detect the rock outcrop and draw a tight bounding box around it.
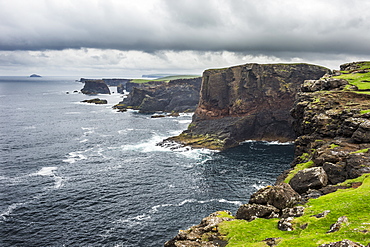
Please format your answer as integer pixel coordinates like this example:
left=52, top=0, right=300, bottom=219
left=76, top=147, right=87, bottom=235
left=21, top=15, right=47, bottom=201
left=81, top=80, right=110, bottom=95
left=166, top=63, right=329, bottom=150
left=81, top=98, right=108, bottom=104
left=115, top=77, right=202, bottom=113
left=164, top=211, right=232, bottom=247
left=284, top=62, right=370, bottom=197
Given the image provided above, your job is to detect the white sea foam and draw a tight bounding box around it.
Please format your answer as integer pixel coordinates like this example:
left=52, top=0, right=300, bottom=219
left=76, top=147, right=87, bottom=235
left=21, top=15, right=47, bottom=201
left=118, top=128, right=134, bottom=134
left=116, top=214, right=151, bottom=227
left=35, top=166, right=58, bottom=176
left=64, top=111, right=82, bottom=115
left=0, top=202, right=25, bottom=221
left=177, top=119, right=192, bottom=124
left=63, top=151, right=88, bottom=164
left=262, top=140, right=294, bottom=145
left=240, top=140, right=294, bottom=145
left=33, top=167, right=63, bottom=189
left=252, top=182, right=268, bottom=191
left=176, top=198, right=242, bottom=207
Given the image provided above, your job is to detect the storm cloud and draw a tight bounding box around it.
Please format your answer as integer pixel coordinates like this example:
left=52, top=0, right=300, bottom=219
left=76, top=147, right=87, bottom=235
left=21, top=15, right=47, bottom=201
left=1, top=0, right=370, bottom=76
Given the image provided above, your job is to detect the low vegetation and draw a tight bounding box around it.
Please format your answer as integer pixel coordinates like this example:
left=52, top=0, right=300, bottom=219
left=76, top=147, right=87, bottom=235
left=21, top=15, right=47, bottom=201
left=218, top=174, right=370, bottom=246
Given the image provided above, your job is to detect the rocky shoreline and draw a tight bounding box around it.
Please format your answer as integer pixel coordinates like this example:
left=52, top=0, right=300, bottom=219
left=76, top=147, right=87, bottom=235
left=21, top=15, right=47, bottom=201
left=165, top=62, right=370, bottom=247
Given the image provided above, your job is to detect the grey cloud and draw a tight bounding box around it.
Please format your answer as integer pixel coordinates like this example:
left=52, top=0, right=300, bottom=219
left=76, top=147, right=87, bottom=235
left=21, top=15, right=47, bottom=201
left=0, top=0, right=370, bottom=59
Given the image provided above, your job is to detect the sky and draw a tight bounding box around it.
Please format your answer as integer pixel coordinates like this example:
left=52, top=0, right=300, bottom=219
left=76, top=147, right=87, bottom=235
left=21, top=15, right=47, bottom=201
left=0, top=0, right=370, bottom=77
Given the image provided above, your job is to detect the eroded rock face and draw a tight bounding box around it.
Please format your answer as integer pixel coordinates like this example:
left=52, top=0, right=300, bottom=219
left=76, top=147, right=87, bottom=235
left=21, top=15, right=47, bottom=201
left=119, top=77, right=201, bottom=113
left=81, top=80, right=110, bottom=95
left=170, top=63, right=329, bottom=150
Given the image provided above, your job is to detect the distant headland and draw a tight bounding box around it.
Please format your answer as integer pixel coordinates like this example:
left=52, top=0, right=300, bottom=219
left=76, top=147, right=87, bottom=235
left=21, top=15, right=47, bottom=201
left=30, top=74, right=42, bottom=77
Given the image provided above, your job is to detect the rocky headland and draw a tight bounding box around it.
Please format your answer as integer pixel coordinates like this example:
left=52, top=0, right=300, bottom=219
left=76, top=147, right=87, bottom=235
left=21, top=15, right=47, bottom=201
left=113, top=77, right=202, bottom=113
left=165, top=62, right=370, bottom=247
left=81, top=80, right=111, bottom=95
left=163, top=63, right=329, bottom=150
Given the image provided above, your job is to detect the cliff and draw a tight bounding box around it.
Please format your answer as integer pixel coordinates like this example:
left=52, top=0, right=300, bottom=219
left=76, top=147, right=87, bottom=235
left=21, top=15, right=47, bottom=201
left=114, top=77, right=202, bottom=113
left=165, top=62, right=370, bottom=247
left=80, top=80, right=110, bottom=95
left=166, top=63, right=329, bottom=150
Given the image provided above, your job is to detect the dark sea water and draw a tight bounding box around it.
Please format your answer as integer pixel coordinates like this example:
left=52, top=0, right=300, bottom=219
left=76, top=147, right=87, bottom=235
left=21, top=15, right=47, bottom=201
left=0, top=77, right=294, bottom=247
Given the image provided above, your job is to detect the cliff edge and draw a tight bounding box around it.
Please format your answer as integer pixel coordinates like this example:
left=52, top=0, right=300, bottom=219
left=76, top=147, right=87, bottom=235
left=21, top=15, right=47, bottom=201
left=165, top=62, right=370, bottom=247
left=166, top=63, right=329, bottom=150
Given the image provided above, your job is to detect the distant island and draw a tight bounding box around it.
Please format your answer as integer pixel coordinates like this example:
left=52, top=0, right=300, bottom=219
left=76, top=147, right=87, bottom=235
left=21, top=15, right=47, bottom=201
left=30, top=74, right=41, bottom=77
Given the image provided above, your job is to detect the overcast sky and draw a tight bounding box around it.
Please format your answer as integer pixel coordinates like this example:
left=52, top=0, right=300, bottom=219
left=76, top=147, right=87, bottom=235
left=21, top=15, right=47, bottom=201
left=1, top=0, right=370, bottom=77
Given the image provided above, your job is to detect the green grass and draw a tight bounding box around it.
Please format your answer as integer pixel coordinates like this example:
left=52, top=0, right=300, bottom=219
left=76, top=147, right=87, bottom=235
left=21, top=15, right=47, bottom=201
left=360, top=110, right=370, bottom=114
left=350, top=149, right=369, bottom=154
left=333, top=62, right=370, bottom=90
left=218, top=175, right=370, bottom=246
left=329, top=144, right=339, bottom=149
left=284, top=160, right=314, bottom=184
left=130, top=75, right=200, bottom=84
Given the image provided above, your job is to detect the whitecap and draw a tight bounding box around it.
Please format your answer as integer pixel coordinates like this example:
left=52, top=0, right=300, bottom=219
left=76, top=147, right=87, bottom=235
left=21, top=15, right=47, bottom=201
left=115, top=214, right=151, bottom=227
left=33, top=167, right=64, bottom=189
left=63, top=151, right=87, bottom=164
left=149, top=204, right=174, bottom=213
left=34, top=166, right=58, bottom=176
left=0, top=202, right=25, bottom=221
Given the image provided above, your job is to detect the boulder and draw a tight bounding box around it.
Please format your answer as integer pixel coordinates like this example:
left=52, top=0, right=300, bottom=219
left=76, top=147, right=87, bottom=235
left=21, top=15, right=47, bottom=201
left=281, top=206, right=305, bottom=218
left=249, top=183, right=301, bottom=210
left=352, top=120, right=370, bottom=143
left=327, top=216, right=349, bottom=233
left=323, top=162, right=347, bottom=184
left=319, top=240, right=366, bottom=247
left=289, top=167, right=328, bottom=194
left=301, top=78, right=348, bottom=92
left=345, top=152, right=370, bottom=179
left=81, top=98, right=108, bottom=104
left=235, top=204, right=279, bottom=221
left=278, top=217, right=294, bottom=231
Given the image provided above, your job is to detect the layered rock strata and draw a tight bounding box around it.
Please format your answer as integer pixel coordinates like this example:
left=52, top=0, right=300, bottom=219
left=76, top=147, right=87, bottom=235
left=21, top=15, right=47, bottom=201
left=115, top=77, right=202, bottom=113
left=166, top=63, right=329, bottom=150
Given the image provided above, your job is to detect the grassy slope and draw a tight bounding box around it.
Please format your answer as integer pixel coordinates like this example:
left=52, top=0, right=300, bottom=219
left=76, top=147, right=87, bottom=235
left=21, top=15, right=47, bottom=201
left=130, top=75, right=200, bottom=84
left=219, top=174, right=370, bottom=247
left=333, top=62, right=370, bottom=90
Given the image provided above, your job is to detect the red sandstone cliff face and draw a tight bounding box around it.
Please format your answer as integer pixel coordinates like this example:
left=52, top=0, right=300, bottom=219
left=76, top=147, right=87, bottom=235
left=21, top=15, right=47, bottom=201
left=170, top=63, right=329, bottom=150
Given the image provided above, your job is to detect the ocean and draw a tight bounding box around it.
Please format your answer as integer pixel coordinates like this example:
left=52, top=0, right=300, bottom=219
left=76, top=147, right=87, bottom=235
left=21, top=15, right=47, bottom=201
left=0, top=77, right=294, bottom=246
